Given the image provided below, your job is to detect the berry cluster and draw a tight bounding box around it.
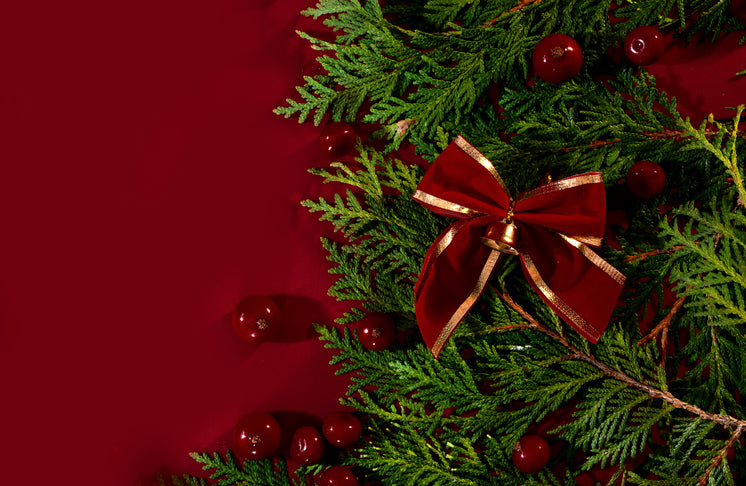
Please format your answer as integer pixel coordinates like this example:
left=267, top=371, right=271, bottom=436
left=531, top=25, right=666, bottom=85
left=234, top=411, right=363, bottom=486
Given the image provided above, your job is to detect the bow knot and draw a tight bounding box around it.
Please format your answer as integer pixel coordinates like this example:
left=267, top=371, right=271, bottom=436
left=412, top=136, right=625, bottom=358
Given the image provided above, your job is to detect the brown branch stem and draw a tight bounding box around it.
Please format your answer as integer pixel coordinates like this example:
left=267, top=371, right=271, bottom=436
left=493, top=323, right=533, bottom=332
left=624, top=245, right=685, bottom=263
left=482, top=0, right=542, bottom=27
left=556, top=127, right=745, bottom=155
left=637, top=295, right=686, bottom=346
left=698, top=425, right=744, bottom=485
left=494, top=288, right=746, bottom=430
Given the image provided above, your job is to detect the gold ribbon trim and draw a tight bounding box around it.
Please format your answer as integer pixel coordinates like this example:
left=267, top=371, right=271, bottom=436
left=416, top=137, right=624, bottom=352
left=567, top=235, right=604, bottom=247
left=431, top=249, right=503, bottom=357
left=454, top=135, right=511, bottom=197
left=521, top=252, right=600, bottom=340
left=519, top=173, right=604, bottom=201
left=412, top=189, right=483, bottom=217
left=560, top=235, right=626, bottom=286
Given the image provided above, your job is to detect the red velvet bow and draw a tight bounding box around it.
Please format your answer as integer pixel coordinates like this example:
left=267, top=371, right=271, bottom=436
left=413, top=136, right=625, bottom=358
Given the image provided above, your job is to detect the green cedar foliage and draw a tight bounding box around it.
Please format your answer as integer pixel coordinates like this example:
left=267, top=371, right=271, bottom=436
left=188, top=451, right=318, bottom=486
left=191, top=1, right=746, bottom=485
left=274, top=0, right=739, bottom=151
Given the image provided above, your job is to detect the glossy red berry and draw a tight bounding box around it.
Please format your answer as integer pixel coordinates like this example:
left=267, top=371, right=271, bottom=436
left=532, top=33, right=583, bottom=84
left=624, top=26, right=665, bottom=66
left=233, top=412, right=282, bottom=460
left=318, top=466, right=358, bottom=486
left=320, top=122, right=356, bottom=157
left=322, top=412, right=362, bottom=448
left=289, top=426, right=325, bottom=465
left=357, top=312, right=396, bottom=351
left=512, top=435, right=550, bottom=474
left=232, top=295, right=280, bottom=344
left=626, top=160, right=666, bottom=200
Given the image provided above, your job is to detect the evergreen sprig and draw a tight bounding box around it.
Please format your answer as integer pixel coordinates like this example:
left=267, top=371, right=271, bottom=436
left=679, top=106, right=746, bottom=205
left=275, top=0, right=742, bottom=151
left=189, top=451, right=306, bottom=486
left=302, top=145, right=444, bottom=320
left=659, top=197, right=746, bottom=419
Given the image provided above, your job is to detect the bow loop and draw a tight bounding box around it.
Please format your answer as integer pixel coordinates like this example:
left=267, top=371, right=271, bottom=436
left=413, top=136, right=512, bottom=220
left=413, top=136, right=625, bottom=358
left=513, top=173, right=607, bottom=247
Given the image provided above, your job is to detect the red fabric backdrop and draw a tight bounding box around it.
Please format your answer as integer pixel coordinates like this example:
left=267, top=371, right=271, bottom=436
left=0, top=1, right=743, bottom=485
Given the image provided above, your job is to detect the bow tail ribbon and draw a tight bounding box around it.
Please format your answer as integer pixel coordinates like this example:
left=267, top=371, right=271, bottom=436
left=413, top=136, right=625, bottom=358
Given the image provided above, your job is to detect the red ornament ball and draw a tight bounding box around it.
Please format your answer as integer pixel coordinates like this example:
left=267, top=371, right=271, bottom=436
left=322, top=412, right=362, bottom=448
left=290, top=426, right=325, bottom=465
left=318, top=466, right=358, bottom=486
left=320, top=122, right=356, bottom=157
left=233, top=412, right=282, bottom=460
left=532, top=33, right=583, bottom=84
left=232, top=295, right=280, bottom=344
left=357, top=312, right=396, bottom=351
left=624, top=26, right=665, bottom=66
left=626, top=160, right=666, bottom=200
left=512, top=435, right=550, bottom=474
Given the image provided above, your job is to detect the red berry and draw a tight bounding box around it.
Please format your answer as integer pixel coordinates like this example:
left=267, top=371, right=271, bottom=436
left=511, top=435, right=550, bottom=474
left=318, top=465, right=358, bottom=486
left=532, top=34, right=583, bottom=84
left=624, top=26, right=665, bottom=66
left=357, top=312, right=396, bottom=351
left=290, top=426, right=325, bottom=465
left=232, top=295, right=280, bottom=344
left=322, top=412, right=362, bottom=448
left=233, top=412, right=282, bottom=460
left=320, top=122, right=356, bottom=157
left=626, top=160, right=666, bottom=200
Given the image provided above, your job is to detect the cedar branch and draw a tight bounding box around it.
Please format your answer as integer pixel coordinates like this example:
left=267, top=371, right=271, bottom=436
left=637, top=295, right=686, bottom=346
left=559, top=127, right=744, bottom=154
left=482, top=0, right=542, bottom=27
left=494, top=323, right=533, bottom=332
left=698, top=425, right=744, bottom=485
left=495, top=288, right=746, bottom=430
left=624, top=245, right=685, bottom=263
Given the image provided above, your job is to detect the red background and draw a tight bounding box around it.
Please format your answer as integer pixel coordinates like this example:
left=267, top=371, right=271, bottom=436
left=0, top=1, right=743, bottom=485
